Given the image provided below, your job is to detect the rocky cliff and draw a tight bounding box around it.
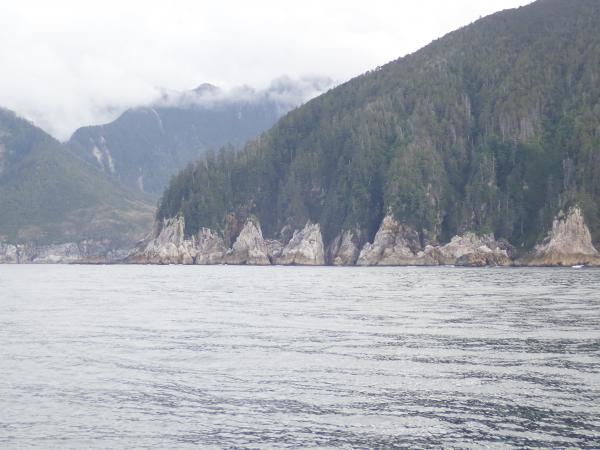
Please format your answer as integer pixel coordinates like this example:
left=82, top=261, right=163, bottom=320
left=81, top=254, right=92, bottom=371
left=195, top=229, right=228, bottom=265
left=224, top=218, right=270, bottom=265
left=5, top=207, right=595, bottom=267
left=355, top=214, right=512, bottom=267
left=274, top=223, right=325, bottom=265
left=327, top=229, right=363, bottom=266
left=521, top=207, right=600, bottom=266
left=0, top=243, right=18, bottom=263
left=125, top=213, right=523, bottom=266
left=127, top=217, right=326, bottom=266
left=437, top=233, right=513, bottom=267
left=126, top=216, right=197, bottom=264
left=356, top=215, right=434, bottom=266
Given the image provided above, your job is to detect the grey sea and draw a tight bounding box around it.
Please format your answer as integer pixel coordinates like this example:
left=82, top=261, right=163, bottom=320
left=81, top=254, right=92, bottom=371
left=1, top=265, right=599, bottom=448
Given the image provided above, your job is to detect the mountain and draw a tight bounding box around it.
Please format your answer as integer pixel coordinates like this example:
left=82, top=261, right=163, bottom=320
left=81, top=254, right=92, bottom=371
left=141, top=0, right=600, bottom=266
left=0, top=108, right=154, bottom=261
left=68, top=77, right=333, bottom=197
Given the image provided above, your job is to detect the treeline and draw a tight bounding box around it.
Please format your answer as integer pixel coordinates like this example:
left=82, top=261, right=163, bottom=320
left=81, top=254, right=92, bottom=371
left=157, top=0, right=600, bottom=248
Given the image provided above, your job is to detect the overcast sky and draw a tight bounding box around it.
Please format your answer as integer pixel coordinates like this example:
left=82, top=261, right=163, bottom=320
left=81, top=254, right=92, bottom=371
left=0, top=0, right=534, bottom=140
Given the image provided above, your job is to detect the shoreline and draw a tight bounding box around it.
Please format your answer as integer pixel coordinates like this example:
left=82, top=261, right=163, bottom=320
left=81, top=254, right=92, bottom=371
left=3, top=261, right=599, bottom=268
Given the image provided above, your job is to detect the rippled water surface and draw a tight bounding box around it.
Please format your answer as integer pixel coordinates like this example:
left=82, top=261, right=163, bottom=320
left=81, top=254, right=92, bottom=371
left=1, top=265, right=600, bottom=448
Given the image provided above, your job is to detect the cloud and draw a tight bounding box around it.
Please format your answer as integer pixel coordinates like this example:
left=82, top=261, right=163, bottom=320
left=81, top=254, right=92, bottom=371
left=155, top=76, right=335, bottom=112
left=0, top=0, right=534, bottom=140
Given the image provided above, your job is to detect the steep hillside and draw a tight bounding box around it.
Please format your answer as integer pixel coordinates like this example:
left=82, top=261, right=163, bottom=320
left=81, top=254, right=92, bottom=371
left=69, top=77, right=332, bottom=196
left=0, top=108, right=153, bottom=257
left=154, top=0, right=600, bottom=264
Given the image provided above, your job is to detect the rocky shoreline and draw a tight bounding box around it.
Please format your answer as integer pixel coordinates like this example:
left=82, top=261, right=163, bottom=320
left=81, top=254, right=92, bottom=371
left=0, top=240, right=131, bottom=264
left=122, top=207, right=599, bottom=267
left=2, top=207, right=598, bottom=267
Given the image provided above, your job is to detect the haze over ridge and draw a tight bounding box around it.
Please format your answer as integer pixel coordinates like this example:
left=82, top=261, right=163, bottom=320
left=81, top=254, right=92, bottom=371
left=0, top=0, right=533, bottom=140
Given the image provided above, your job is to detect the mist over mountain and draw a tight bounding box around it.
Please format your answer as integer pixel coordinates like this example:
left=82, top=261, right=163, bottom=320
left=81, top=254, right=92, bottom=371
left=68, top=76, right=334, bottom=197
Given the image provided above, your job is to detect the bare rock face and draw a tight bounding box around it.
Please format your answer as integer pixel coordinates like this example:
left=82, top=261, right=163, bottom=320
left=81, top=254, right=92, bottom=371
left=525, top=207, right=600, bottom=266
left=0, top=243, right=18, bottom=263
left=194, top=228, right=227, bottom=265
left=438, top=233, right=512, bottom=266
left=265, top=239, right=284, bottom=262
left=126, top=216, right=272, bottom=265
left=355, top=214, right=513, bottom=266
left=127, top=216, right=196, bottom=264
left=275, top=222, right=325, bottom=265
left=279, top=224, right=295, bottom=245
left=356, top=215, right=434, bottom=266
left=327, top=228, right=363, bottom=265
left=225, top=218, right=270, bottom=265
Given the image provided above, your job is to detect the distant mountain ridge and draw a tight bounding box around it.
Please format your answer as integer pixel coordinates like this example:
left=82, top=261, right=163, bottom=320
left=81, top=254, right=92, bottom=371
left=68, top=76, right=333, bottom=196
left=0, top=107, right=153, bottom=257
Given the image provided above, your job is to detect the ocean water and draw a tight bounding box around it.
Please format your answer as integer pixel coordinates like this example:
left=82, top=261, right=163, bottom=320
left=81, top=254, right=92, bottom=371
left=1, top=265, right=599, bottom=448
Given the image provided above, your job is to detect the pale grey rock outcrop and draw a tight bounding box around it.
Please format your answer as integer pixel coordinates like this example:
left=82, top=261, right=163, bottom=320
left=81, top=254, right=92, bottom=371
left=0, top=243, right=18, bottom=263
left=356, top=215, right=435, bottom=266
left=122, top=209, right=599, bottom=267
left=0, top=239, right=131, bottom=263
left=438, top=232, right=512, bottom=266
left=274, top=222, right=325, bottom=265
left=194, top=228, right=227, bottom=265
left=523, top=207, right=600, bottom=266
left=127, top=215, right=272, bottom=265
left=278, top=225, right=295, bottom=245
left=127, top=216, right=196, bottom=264
left=327, top=228, right=363, bottom=265
left=356, top=214, right=512, bottom=266
left=535, top=207, right=597, bottom=255
left=265, top=239, right=284, bottom=262
left=224, top=218, right=270, bottom=265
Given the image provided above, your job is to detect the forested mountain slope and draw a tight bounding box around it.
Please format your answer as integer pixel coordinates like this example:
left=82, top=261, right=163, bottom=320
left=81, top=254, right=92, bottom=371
left=157, top=0, right=600, bottom=255
left=0, top=108, right=153, bottom=251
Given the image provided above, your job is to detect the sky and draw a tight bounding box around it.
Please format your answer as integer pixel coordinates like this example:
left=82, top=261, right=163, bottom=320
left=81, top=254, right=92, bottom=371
left=0, top=0, right=534, bottom=140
